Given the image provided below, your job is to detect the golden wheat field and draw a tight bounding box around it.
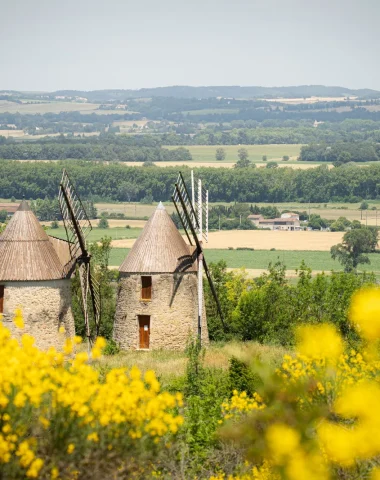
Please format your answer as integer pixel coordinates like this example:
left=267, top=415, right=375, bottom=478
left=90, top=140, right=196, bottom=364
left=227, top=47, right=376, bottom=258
left=111, top=230, right=344, bottom=251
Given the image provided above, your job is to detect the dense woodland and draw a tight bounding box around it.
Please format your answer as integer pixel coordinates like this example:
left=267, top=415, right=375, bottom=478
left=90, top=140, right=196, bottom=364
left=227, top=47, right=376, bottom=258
left=3, top=160, right=380, bottom=203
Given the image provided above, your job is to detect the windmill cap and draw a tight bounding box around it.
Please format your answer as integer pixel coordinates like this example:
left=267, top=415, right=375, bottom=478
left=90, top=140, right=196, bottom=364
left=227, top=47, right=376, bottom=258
left=18, top=199, right=32, bottom=212
left=119, top=203, right=196, bottom=274
left=0, top=200, right=66, bottom=281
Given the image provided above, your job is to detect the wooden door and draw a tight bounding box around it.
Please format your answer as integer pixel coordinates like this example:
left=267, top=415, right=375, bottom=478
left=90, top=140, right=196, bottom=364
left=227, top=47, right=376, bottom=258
left=138, top=315, right=150, bottom=349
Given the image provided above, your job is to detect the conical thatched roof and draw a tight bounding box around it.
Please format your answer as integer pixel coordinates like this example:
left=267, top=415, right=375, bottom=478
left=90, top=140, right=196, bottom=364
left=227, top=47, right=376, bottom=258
left=0, top=200, right=66, bottom=281
left=120, top=202, right=197, bottom=274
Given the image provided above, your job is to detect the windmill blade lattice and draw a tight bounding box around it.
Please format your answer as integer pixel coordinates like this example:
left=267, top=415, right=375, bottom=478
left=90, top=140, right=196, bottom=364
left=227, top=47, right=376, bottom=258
left=172, top=171, right=226, bottom=331
left=59, top=169, right=92, bottom=260
left=58, top=169, right=101, bottom=342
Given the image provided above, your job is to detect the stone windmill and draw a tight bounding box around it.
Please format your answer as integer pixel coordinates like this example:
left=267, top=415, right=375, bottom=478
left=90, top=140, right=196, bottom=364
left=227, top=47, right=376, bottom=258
left=0, top=169, right=100, bottom=351
left=113, top=172, right=225, bottom=350
left=0, top=200, right=75, bottom=349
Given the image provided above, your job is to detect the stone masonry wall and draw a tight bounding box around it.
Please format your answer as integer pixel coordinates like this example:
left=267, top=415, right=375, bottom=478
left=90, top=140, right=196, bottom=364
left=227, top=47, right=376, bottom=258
left=113, top=273, right=208, bottom=350
left=1, top=280, right=75, bottom=351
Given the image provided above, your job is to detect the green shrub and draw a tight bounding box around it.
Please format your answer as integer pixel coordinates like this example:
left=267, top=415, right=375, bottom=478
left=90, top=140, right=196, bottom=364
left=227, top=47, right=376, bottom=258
left=103, top=339, right=120, bottom=356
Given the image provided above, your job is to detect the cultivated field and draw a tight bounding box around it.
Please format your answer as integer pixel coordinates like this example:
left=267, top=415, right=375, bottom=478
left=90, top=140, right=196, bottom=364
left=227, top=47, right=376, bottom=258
left=110, top=230, right=344, bottom=251
left=262, top=96, right=358, bottom=104
left=95, top=201, right=379, bottom=224
left=95, top=202, right=176, bottom=218
left=164, top=144, right=303, bottom=163
left=120, top=161, right=325, bottom=169
left=109, top=248, right=380, bottom=275
left=0, top=100, right=130, bottom=115
left=47, top=226, right=142, bottom=242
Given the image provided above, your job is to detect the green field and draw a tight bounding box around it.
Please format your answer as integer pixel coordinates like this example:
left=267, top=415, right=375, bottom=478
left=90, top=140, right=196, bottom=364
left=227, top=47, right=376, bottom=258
left=109, top=248, right=380, bottom=273
left=164, top=144, right=303, bottom=163
left=47, top=227, right=142, bottom=242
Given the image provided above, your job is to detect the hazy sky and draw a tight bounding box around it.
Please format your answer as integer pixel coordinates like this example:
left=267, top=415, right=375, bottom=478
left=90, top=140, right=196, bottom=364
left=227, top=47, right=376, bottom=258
left=1, top=0, right=379, bottom=92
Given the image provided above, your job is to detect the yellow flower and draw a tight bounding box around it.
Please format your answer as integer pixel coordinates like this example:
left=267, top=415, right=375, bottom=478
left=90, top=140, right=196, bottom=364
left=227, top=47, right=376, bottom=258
left=67, top=443, right=75, bottom=454
left=63, top=338, right=73, bottom=355
left=87, top=432, right=99, bottom=442
left=26, top=458, right=44, bottom=478
left=372, top=467, right=380, bottom=480
left=51, top=467, right=59, bottom=479
left=350, top=288, right=380, bottom=340
left=13, top=309, right=24, bottom=329
left=296, top=324, right=343, bottom=362
left=266, top=423, right=300, bottom=462
left=58, top=325, right=65, bottom=334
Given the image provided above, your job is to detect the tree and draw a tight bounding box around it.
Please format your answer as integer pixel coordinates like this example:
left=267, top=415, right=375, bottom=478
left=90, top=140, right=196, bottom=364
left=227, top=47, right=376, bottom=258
left=266, top=161, right=278, bottom=169
left=330, top=216, right=351, bottom=232
left=238, top=148, right=249, bottom=162
left=215, top=148, right=226, bottom=161
left=118, top=182, right=138, bottom=203
left=282, top=155, right=290, bottom=161
left=235, top=148, right=251, bottom=168
left=98, top=215, right=109, bottom=229
left=262, top=155, right=267, bottom=162
left=51, top=220, right=59, bottom=229
left=330, top=228, right=378, bottom=272
left=0, top=210, right=7, bottom=223
left=360, top=201, right=369, bottom=211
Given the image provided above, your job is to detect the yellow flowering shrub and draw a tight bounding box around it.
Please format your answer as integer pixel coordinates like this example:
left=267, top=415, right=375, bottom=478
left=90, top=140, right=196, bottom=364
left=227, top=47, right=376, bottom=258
left=217, top=288, right=380, bottom=480
left=0, top=312, right=183, bottom=479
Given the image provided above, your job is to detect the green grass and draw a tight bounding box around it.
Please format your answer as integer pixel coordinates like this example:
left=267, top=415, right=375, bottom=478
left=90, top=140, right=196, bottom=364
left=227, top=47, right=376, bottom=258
left=109, top=248, right=380, bottom=273
left=96, top=341, right=287, bottom=386
left=164, top=144, right=303, bottom=163
left=47, top=227, right=142, bottom=242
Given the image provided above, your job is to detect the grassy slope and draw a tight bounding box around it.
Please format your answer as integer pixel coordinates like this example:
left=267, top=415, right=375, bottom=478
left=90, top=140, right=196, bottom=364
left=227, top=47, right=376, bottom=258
left=95, top=341, right=287, bottom=387
left=109, top=248, right=380, bottom=273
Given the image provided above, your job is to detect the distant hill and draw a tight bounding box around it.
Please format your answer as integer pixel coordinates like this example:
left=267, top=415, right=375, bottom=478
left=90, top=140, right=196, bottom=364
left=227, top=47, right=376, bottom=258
left=50, top=85, right=380, bottom=102
left=2, top=86, right=380, bottom=103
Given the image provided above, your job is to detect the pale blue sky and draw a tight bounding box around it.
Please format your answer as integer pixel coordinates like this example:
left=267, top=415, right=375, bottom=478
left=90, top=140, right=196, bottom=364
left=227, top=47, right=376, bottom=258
left=0, top=0, right=379, bottom=91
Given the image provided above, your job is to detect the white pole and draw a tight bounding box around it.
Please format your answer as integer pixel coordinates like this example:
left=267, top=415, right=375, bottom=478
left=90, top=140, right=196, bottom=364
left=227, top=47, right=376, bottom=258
left=198, top=253, right=203, bottom=344
left=197, top=178, right=203, bottom=343
left=198, top=179, right=202, bottom=240
left=191, top=170, right=195, bottom=208
left=205, top=190, right=209, bottom=243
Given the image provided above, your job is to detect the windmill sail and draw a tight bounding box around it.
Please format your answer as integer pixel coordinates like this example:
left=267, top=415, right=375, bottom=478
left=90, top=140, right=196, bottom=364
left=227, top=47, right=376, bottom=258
left=58, top=169, right=101, bottom=342
left=172, top=172, right=226, bottom=332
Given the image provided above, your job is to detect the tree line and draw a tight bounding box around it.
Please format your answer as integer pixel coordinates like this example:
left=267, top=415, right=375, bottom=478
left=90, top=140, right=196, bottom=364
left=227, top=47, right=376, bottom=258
left=0, top=143, right=192, bottom=162
left=3, top=161, right=380, bottom=203
left=300, top=142, right=380, bottom=163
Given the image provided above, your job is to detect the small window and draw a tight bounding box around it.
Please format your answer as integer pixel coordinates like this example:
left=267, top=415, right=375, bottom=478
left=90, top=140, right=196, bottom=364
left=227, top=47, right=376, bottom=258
left=0, top=286, right=4, bottom=314
left=141, top=276, right=152, bottom=301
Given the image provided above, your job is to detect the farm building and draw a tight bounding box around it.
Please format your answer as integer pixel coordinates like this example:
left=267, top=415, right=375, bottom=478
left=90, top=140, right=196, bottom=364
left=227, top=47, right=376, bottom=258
left=281, top=212, right=300, bottom=221
left=113, top=202, right=208, bottom=350
left=248, top=213, right=301, bottom=231
left=0, top=200, right=75, bottom=349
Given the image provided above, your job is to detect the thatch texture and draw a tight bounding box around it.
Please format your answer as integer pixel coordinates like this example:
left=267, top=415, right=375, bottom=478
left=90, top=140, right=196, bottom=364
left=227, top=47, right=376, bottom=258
left=120, top=203, right=197, bottom=274
left=0, top=201, right=66, bottom=281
